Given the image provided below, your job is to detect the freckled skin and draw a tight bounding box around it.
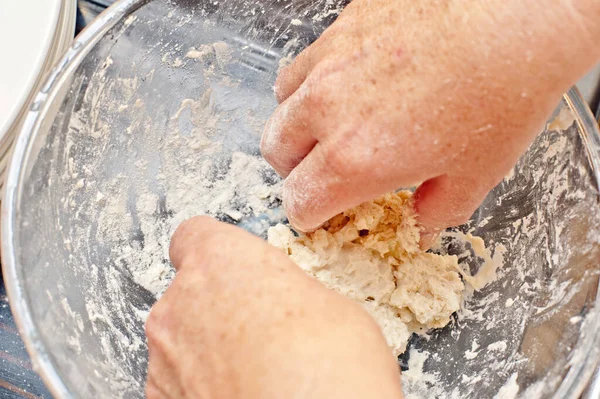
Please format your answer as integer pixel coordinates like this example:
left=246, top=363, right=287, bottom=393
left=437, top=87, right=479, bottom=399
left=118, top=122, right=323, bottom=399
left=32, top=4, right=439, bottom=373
left=146, top=2, right=600, bottom=397
left=260, top=0, right=600, bottom=245
left=146, top=217, right=403, bottom=399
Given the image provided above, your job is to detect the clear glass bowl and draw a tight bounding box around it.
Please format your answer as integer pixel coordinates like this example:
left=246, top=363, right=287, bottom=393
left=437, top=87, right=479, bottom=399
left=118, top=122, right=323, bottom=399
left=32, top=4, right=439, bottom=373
left=3, top=0, right=600, bottom=397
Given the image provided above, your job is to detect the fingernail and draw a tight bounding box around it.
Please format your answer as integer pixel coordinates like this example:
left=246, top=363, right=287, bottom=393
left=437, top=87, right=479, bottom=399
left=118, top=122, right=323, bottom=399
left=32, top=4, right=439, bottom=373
left=419, top=230, right=441, bottom=250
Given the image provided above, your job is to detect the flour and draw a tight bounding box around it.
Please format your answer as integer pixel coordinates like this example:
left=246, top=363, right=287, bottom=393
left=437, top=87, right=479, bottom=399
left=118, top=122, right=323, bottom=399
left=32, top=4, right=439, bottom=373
left=212, top=41, right=233, bottom=68
left=102, top=136, right=283, bottom=297
left=396, top=107, right=600, bottom=398
left=277, top=54, right=294, bottom=73
left=59, top=29, right=284, bottom=395
left=185, top=45, right=213, bottom=60
left=495, top=373, right=520, bottom=399
left=73, top=104, right=283, bottom=394
left=79, top=61, right=594, bottom=399
left=49, top=3, right=600, bottom=396
left=268, top=192, right=472, bottom=355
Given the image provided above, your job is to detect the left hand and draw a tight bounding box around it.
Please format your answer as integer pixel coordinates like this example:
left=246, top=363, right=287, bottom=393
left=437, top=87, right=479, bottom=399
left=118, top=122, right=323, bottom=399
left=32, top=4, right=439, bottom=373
left=145, top=216, right=404, bottom=399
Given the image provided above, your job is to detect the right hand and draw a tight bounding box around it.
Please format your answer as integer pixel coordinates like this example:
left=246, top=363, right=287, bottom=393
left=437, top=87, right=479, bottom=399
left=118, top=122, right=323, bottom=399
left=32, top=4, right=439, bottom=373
left=261, top=0, right=600, bottom=246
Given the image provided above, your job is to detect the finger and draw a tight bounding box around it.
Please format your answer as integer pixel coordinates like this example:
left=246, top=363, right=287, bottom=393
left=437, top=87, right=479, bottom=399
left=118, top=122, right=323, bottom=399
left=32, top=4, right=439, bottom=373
left=167, top=219, right=405, bottom=399
left=274, top=15, right=352, bottom=103
left=169, top=216, right=306, bottom=281
left=275, top=50, right=312, bottom=103
left=145, top=379, right=168, bottom=399
left=283, top=142, right=434, bottom=232
left=413, top=174, right=493, bottom=246
left=261, top=90, right=318, bottom=177
left=169, top=216, right=222, bottom=272
left=419, top=230, right=442, bottom=251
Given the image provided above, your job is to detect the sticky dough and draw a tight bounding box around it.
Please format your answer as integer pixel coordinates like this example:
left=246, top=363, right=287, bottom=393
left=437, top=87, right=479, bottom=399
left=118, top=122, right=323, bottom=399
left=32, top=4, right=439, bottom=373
left=267, top=191, right=465, bottom=356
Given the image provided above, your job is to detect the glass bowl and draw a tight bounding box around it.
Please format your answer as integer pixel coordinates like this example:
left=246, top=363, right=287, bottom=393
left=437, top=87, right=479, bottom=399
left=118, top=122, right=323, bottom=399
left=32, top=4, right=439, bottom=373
left=3, top=0, right=600, bottom=397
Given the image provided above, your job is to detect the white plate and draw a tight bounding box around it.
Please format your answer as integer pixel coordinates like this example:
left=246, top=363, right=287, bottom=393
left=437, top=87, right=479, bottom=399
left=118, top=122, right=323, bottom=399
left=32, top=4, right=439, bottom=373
left=0, top=0, right=70, bottom=144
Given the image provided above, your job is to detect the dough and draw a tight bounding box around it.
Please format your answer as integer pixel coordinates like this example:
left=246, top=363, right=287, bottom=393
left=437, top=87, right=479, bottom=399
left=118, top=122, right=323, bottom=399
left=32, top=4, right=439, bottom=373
left=267, top=191, right=465, bottom=356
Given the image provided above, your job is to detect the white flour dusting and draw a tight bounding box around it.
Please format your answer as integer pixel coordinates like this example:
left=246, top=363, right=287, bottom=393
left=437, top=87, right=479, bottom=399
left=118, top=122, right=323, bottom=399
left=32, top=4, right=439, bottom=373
left=67, top=54, right=600, bottom=398
left=495, top=373, right=520, bottom=399
left=46, top=5, right=600, bottom=397
left=96, top=99, right=283, bottom=297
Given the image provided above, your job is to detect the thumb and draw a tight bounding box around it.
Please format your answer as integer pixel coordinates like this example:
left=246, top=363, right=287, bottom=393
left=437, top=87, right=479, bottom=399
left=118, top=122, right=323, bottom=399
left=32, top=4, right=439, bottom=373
left=169, top=215, right=307, bottom=280
left=413, top=174, right=493, bottom=247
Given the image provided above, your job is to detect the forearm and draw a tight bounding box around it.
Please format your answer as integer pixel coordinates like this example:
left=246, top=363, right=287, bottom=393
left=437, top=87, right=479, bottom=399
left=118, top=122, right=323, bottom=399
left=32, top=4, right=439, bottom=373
left=477, top=0, right=600, bottom=96
left=532, top=0, right=599, bottom=87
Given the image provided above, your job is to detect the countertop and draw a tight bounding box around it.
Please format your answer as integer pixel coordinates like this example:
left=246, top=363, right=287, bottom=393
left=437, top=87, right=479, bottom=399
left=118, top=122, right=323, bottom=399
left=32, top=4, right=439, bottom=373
left=0, top=274, right=50, bottom=398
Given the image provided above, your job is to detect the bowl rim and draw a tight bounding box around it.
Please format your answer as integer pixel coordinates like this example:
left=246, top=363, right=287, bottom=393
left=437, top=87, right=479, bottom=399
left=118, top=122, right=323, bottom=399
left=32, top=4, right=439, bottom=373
left=1, top=1, right=142, bottom=397
left=2, top=0, right=600, bottom=397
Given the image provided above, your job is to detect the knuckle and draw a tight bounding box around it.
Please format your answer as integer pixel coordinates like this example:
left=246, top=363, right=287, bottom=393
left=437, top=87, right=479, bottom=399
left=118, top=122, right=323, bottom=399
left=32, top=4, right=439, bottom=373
left=448, top=212, right=472, bottom=227
left=145, top=383, right=161, bottom=399
left=145, top=314, right=166, bottom=348
left=298, top=82, right=325, bottom=111
left=307, top=58, right=339, bottom=83
left=146, top=299, right=169, bottom=334
left=171, top=220, right=252, bottom=275
left=172, top=215, right=214, bottom=242
left=261, top=135, right=298, bottom=178
left=321, top=141, right=364, bottom=178
left=274, top=65, right=295, bottom=102
left=145, top=281, right=181, bottom=344
left=301, top=63, right=337, bottom=107
left=169, top=216, right=219, bottom=268
left=300, top=61, right=343, bottom=121
left=262, top=100, right=317, bottom=178
left=274, top=49, right=312, bottom=103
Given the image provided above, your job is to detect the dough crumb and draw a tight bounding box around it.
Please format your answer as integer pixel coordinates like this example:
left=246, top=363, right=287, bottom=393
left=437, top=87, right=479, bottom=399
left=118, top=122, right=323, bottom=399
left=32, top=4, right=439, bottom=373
left=268, top=191, right=465, bottom=355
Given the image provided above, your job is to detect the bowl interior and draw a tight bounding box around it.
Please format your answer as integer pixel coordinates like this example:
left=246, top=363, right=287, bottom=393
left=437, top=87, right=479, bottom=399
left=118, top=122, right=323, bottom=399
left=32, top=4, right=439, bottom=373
left=5, top=0, right=600, bottom=397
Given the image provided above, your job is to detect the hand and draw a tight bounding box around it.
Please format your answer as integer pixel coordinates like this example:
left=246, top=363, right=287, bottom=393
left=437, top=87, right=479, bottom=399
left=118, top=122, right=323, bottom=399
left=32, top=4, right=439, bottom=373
left=145, top=216, right=404, bottom=399
left=261, top=0, right=600, bottom=245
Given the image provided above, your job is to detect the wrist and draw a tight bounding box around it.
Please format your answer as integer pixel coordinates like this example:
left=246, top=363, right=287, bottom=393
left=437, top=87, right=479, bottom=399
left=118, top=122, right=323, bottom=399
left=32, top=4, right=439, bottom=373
left=503, top=0, right=600, bottom=92
left=444, top=0, right=599, bottom=107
